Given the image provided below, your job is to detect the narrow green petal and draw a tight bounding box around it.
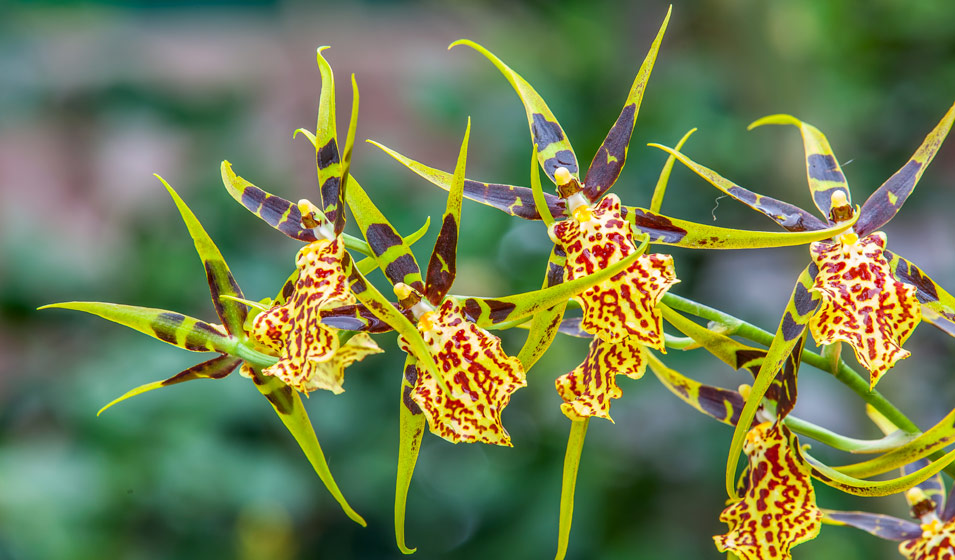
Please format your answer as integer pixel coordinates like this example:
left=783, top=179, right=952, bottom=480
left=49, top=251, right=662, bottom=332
left=801, top=445, right=955, bottom=497
left=425, top=118, right=469, bottom=305
left=725, top=266, right=819, bottom=497
left=833, top=405, right=955, bottom=478
left=41, top=302, right=237, bottom=354
left=249, top=368, right=366, bottom=526
left=335, top=73, right=360, bottom=236
left=449, top=39, right=579, bottom=184
left=345, top=175, right=424, bottom=293
left=856, top=101, right=955, bottom=236
left=516, top=245, right=567, bottom=371
left=395, top=357, right=426, bottom=555
left=156, top=175, right=246, bottom=339
left=97, top=355, right=240, bottom=416
left=647, top=352, right=743, bottom=426
left=314, top=47, right=347, bottom=230
left=583, top=6, right=670, bottom=201
left=647, top=144, right=827, bottom=232
left=343, top=254, right=446, bottom=396
left=555, top=418, right=588, bottom=560
left=531, top=143, right=556, bottom=227
left=624, top=205, right=857, bottom=249
left=649, top=128, right=696, bottom=214
left=220, top=160, right=315, bottom=241
left=371, top=140, right=566, bottom=220
left=749, top=114, right=850, bottom=221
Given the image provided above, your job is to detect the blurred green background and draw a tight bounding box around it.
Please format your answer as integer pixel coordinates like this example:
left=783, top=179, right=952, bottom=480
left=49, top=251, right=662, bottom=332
left=3, top=0, right=955, bottom=558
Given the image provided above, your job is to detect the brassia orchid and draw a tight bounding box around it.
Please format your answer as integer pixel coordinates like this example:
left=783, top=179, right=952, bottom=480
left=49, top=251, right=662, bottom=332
left=646, top=320, right=955, bottom=560
left=345, top=119, right=651, bottom=554
left=369, top=7, right=858, bottom=557
left=41, top=179, right=369, bottom=526
left=827, top=408, right=955, bottom=560
left=41, top=7, right=955, bottom=558
left=652, top=101, right=955, bottom=497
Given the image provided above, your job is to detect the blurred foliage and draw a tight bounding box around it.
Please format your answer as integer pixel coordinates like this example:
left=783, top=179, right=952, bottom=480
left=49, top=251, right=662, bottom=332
left=2, top=0, right=954, bottom=558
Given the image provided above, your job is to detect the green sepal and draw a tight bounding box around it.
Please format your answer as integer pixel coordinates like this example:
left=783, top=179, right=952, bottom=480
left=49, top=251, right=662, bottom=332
left=856, top=101, right=955, bottom=236
left=157, top=175, right=247, bottom=339
left=314, top=47, right=347, bottom=232
left=799, top=445, right=955, bottom=498
left=97, top=354, right=241, bottom=416
left=221, top=160, right=316, bottom=242
left=249, top=367, right=366, bottom=526
left=647, top=351, right=743, bottom=426
left=555, top=418, right=588, bottom=560
left=342, top=253, right=446, bottom=396
left=395, top=356, right=426, bottom=555
left=337, top=72, right=360, bottom=236
left=425, top=118, right=469, bottom=305
left=449, top=40, right=579, bottom=185
left=345, top=175, right=425, bottom=294
left=516, top=245, right=567, bottom=371
left=624, top=204, right=857, bottom=249
left=582, top=6, right=670, bottom=201
left=749, top=114, right=851, bottom=221
left=661, top=304, right=799, bottom=418
left=530, top=143, right=555, bottom=227
left=833, top=405, right=955, bottom=478
left=41, top=302, right=239, bottom=355
left=724, top=265, right=820, bottom=497
left=459, top=239, right=645, bottom=328
left=647, top=144, right=827, bottom=233
left=649, top=128, right=696, bottom=214
left=370, top=140, right=566, bottom=221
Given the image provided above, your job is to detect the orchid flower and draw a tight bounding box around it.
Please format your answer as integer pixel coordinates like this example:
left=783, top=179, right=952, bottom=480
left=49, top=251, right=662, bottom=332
left=221, top=48, right=400, bottom=396
left=365, top=8, right=857, bottom=557
left=828, top=462, right=955, bottom=559
left=344, top=119, right=648, bottom=554
left=646, top=327, right=955, bottom=559
left=42, top=179, right=367, bottom=526
left=652, top=102, right=955, bottom=496
left=654, top=102, right=955, bottom=388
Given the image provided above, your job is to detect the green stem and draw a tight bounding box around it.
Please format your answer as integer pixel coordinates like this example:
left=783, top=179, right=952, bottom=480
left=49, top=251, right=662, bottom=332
left=234, top=343, right=279, bottom=368
left=783, top=415, right=915, bottom=454
left=660, top=292, right=918, bottom=434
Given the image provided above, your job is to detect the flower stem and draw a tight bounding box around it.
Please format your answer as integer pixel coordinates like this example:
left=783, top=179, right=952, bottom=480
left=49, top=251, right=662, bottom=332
left=660, top=292, right=919, bottom=434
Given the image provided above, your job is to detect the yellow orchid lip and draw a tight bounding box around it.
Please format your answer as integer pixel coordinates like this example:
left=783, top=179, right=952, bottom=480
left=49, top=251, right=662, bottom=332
left=399, top=298, right=525, bottom=446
